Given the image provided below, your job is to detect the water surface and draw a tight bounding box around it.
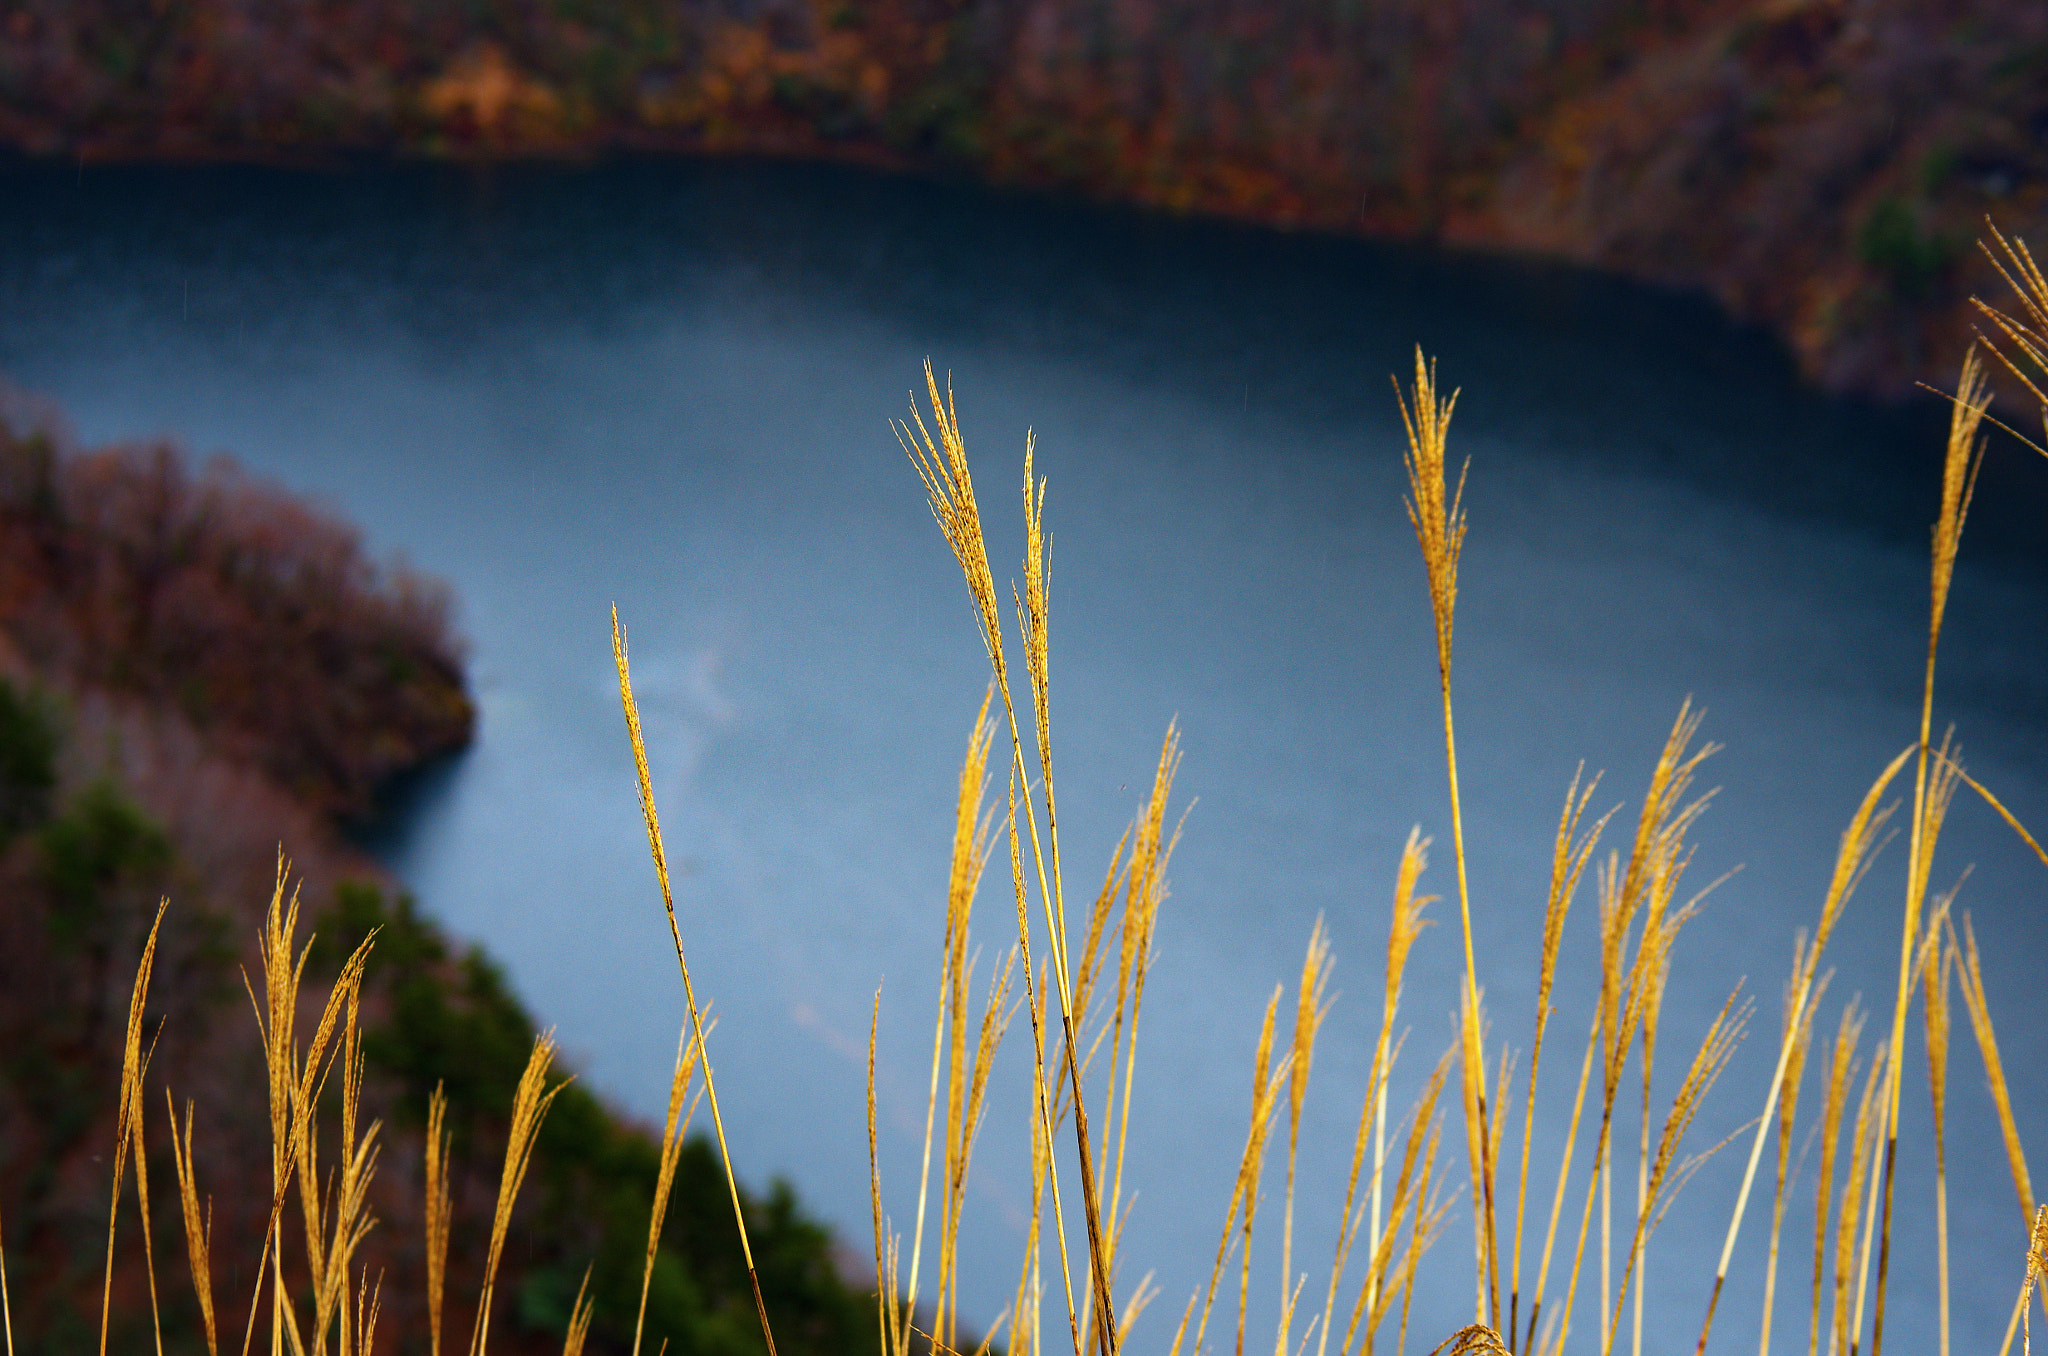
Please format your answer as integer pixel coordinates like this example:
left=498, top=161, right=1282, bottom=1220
left=3, top=157, right=2046, bottom=1354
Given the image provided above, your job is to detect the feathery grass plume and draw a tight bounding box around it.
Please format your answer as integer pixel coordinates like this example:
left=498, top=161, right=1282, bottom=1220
left=101, top=900, right=167, bottom=1356
left=1102, top=725, right=1184, bottom=1311
left=1953, top=913, right=2041, bottom=1265
left=561, top=1268, right=596, bottom=1356
left=869, top=993, right=896, bottom=1356
left=468, top=1032, right=567, bottom=1356
left=350, top=1274, right=381, bottom=1356
left=1691, top=740, right=1911, bottom=1356
left=238, top=861, right=376, bottom=1356
left=425, top=1084, right=453, bottom=1356
left=1238, top=989, right=1290, bottom=1356
left=1811, top=1003, right=1865, bottom=1356
left=1007, top=769, right=1086, bottom=1356
left=317, top=992, right=383, bottom=1356
left=1758, top=950, right=1830, bottom=1356
left=1972, top=223, right=2048, bottom=450
left=1951, top=764, right=2048, bottom=871
left=1396, top=347, right=1497, bottom=1331
left=1542, top=707, right=1713, bottom=1356
left=1835, top=1041, right=1889, bottom=1356
left=1507, top=772, right=1609, bottom=1355
left=1318, top=830, right=1435, bottom=1356
left=1870, top=349, right=1993, bottom=1356
left=1166, top=986, right=1293, bottom=1356
left=162, top=1114, right=217, bottom=1356
left=1337, top=1048, right=1453, bottom=1356
left=637, top=1023, right=705, bottom=1356
left=1603, top=988, right=1748, bottom=1356
left=1917, top=886, right=1960, bottom=1356
left=613, top=609, right=782, bottom=1356
left=902, top=367, right=1119, bottom=1355
left=1277, top=919, right=1336, bottom=1356
left=1427, top=1325, right=1511, bottom=1356
left=1400, top=1114, right=1455, bottom=1356
left=2019, top=1207, right=2048, bottom=1356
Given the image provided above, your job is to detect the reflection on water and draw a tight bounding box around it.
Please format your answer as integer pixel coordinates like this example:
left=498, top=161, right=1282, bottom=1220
left=3, top=156, right=2045, bottom=1353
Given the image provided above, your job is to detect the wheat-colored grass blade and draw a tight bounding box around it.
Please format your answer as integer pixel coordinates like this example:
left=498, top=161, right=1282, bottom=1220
left=636, top=1022, right=704, bottom=1356
left=1008, top=772, right=1086, bottom=1356
left=1602, top=988, right=1747, bottom=1356
left=1277, top=920, right=1336, bottom=1356
left=614, top=610, right=783, bottom=1356
left=468, top=1032, right=568, bottom=1356
left=902, top=369, right=1117, bottom=1353
left=1239, top=991, right=1287, bottom=1356
left=1339, top=1048, right=1451, bottom=1356
left=167, top=1092, right=219, bottom=1356
left=1320, top=832, right=1434, bottom=1356
left=1810, top=1002, right=1863, bottom=1356
left=1759, top=954, right=1827, bottom=1356
left=1837, top=1041, right=1888, bottom=1356
left=2006, top=1207, right=2048, bottom=1356
left=1916, top=888, right=1959, bottom=1356
left=561, top=1267, right=596, bottom=1356
left=100, top=899, right=167, bottom=1356
left=868, top=991, right=897, bottom=1356
left=1871, top=350, right=1991, bottom=1356
left=1692, top=743, right=1910, bottom=1356
left=425, top=1082, right=452, bottom=1356
left=1397, top=347, right=1498, bottom=1330
left=1507, top=772, right=1608, bottom=1354
left=1952, top=764, right=2048, bottom=872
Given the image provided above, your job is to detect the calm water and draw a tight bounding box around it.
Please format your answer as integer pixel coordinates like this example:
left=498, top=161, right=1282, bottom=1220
left=4, top=157, right=2046, bottom=1353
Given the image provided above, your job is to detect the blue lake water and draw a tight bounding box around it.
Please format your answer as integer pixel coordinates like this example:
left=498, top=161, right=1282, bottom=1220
left=3, top=156, right=2046, bottom=1354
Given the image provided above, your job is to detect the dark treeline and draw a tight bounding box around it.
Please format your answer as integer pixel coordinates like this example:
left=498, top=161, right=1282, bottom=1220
left=0, top=412, right=882, bottom=1355
left=3, top=0, right=2047, bottom=394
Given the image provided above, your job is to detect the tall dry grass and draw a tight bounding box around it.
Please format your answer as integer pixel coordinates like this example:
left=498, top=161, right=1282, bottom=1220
left=9, top=226, right=2048, bottom=1356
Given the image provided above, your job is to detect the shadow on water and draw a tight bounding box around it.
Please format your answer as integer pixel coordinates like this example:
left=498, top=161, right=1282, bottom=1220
left=346, top=742, right=472, bottom=869
left=3, top=151, right=2043, bottom=576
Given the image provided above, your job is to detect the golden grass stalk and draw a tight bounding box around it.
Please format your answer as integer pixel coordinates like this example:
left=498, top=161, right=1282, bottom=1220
left=1277, top=920, right=1335, bottom=1356
left=1318, top=830, right=1435, bottom=1356
left=425, top=1083, right=453, bottom=1356
left=562, top=1267, right=596, bottom=1356
left=1541, top=707, right=1712, bottom=1356
left=350, top=1274, right=381, bottom=1356
left=1972, top=223, right=2048, bottom=451
left=101, top=899, right=167, bottom=1356
left=1396, top=347, right=1498, bottom=1332
left=1918, top=889, right=1959, bottom=1356
left=467, top=1032, right=567, bottom=1356
left=167, top=1090, right=221, bottom=1356
left=868, top=992, right=896, bottom=1356
left=613, top=610, right=782, bottom=1356
left=1340, top=1049, right=1453, bottom=1356
left=1238, top=989, right=1289, bottom=1356
left=1166, top=987, right=1293, bottom=1356
left=2017, top=1207, right=2048, bottom=1356
left=1835, top=1040, right=1888, bottom=1356
left=1507, top=773, right=1609, bottom=1355
left=636, top=1023, right=706, bottom=1356
left=1758, top=951, right=1829, bottom=1356
left=316, top=995, right=382, bottom=1356
left=1007, top=771, right=1086, bottom=1356
left=1101, top=727, right=1184, bottom=1338
left=1602, top=989, right=1748, bottom=1356
left=1870, top=349, right=1992, bottom=1356
left=1810, top=1002, right=1864, bottom=1356
left=901, top=365, right=1119, bottom=1356
left=1693, top=744, right=1911, bottom=1356
left=1952, top=909, right=2045, bottom=1342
